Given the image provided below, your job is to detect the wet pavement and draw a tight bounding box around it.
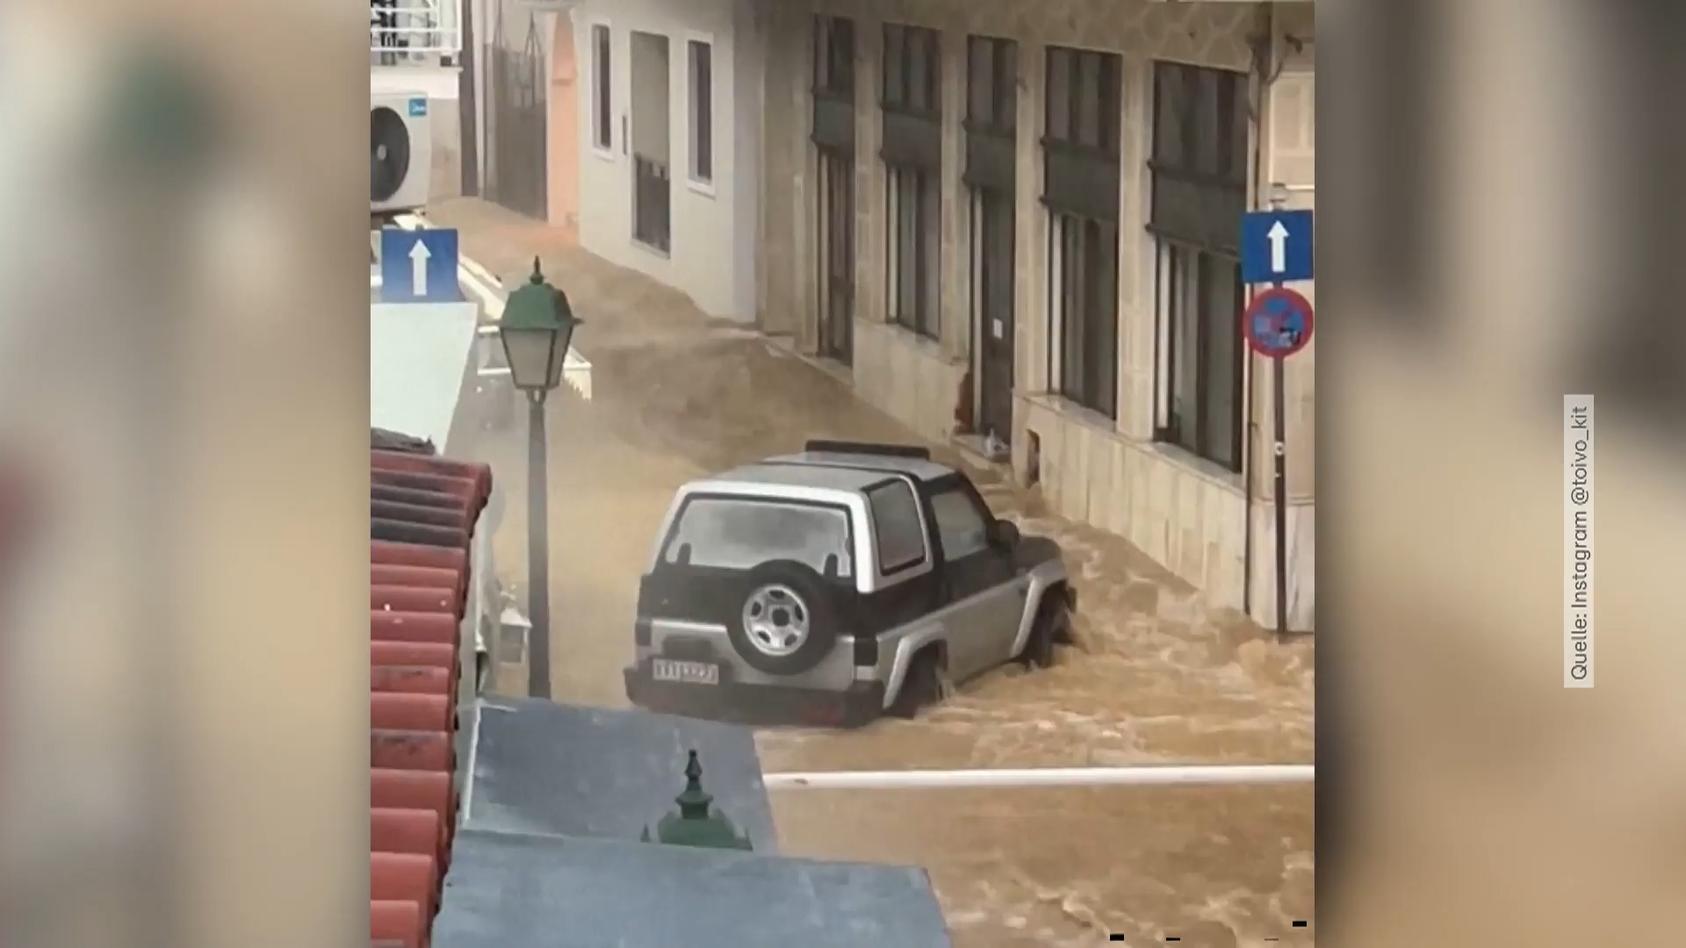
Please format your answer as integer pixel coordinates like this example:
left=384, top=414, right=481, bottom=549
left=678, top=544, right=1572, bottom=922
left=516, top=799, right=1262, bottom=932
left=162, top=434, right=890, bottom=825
left=425, top=198, right=1315, bottom=947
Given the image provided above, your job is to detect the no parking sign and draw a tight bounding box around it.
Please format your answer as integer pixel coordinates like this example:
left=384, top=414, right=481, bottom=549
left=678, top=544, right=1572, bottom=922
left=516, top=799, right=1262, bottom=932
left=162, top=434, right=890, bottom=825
left=1242, top=287, right=1314, bottom=359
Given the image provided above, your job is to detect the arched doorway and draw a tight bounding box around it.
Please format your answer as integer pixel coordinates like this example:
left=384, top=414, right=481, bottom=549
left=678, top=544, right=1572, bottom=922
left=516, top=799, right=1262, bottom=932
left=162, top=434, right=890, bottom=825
left=548, top=13, right=580, bottom=238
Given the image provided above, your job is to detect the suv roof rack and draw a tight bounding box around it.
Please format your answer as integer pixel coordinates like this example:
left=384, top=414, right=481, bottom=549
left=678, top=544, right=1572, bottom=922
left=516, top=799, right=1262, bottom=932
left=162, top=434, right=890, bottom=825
left=802, top=440, right=932, bottom=461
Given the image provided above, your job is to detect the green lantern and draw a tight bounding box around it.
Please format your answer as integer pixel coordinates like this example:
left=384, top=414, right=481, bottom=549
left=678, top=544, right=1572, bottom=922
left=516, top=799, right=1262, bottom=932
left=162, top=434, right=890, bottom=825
left=499, top=257, right=582, bottom=393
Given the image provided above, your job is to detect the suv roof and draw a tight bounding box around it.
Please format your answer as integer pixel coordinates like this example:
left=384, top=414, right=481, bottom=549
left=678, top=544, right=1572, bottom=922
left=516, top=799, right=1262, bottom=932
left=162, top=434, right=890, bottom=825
left=706, top=450, right=954, bottom=490
left=768, top=450, right=954, bottom=484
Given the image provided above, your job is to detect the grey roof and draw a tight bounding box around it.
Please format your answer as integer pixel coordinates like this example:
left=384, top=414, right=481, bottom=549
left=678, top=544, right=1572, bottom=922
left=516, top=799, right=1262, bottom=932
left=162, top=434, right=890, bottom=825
left=461, top=698, right=778, bottom=852
left=432, top=828, right=952, bottom=948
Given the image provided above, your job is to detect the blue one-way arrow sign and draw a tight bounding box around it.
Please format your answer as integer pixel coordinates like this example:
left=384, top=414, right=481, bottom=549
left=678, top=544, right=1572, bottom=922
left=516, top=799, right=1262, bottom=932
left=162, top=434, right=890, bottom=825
left=379, top=228, right=462, bottom=303
left=1240, top=209, right=1313, bottom=284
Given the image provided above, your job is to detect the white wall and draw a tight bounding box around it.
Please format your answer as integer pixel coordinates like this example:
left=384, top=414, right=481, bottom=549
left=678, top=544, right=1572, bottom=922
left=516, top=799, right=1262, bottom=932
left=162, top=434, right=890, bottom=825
left=575, top=0, right=756, bottom=321
left=371, top=65, right=461, bottom=101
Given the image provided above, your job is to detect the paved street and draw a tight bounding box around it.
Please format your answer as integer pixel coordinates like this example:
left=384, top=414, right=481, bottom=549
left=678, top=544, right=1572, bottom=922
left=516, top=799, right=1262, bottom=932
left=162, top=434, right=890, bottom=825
left=428, top=197, right=1314, bottom=947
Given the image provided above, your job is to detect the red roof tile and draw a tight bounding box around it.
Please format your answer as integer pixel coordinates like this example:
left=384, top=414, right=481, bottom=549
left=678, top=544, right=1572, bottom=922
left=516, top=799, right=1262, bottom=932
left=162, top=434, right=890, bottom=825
left=371, top=611, right=460, bottom=645
left=371, top=899, right=426, bottom=948
left=372, top=769, right=453, bottom=821
left=372, top=851, right=440, bottom=927
left=372, top=665, right=454, bottom=696
left=372, top=641, right=457, bottom=670
left=369, top=445, right=491, bottom=948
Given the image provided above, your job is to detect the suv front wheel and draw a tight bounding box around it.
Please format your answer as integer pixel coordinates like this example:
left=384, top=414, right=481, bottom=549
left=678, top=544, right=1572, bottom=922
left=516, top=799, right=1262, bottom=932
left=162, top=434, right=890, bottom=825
left=727, top=560, right=840, bottom=676
left=1019, top=594, right=1070, bottom=669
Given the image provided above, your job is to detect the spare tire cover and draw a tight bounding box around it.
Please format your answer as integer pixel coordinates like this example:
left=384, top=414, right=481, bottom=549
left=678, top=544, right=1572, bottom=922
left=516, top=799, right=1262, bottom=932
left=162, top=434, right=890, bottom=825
left=727, top=560, right=841, bottom=676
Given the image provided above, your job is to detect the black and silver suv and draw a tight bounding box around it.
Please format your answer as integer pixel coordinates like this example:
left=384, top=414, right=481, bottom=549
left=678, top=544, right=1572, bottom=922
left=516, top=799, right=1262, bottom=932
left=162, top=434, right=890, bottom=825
left=622, top=441, right=1076, bottom=726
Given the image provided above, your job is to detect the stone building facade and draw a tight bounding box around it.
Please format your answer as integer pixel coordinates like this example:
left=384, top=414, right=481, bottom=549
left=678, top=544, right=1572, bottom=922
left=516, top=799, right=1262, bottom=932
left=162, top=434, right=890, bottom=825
left=755, top=0, right=1316, bottom=631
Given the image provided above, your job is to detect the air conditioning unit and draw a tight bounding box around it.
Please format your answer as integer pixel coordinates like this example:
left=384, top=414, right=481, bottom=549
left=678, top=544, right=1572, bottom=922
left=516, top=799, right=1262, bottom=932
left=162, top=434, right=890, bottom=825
left=371, top=91, right=432, bottom=214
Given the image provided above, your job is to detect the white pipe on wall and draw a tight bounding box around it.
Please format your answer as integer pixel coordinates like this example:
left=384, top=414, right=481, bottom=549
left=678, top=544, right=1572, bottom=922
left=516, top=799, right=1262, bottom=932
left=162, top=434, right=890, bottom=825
left=762, top=764, right=1314, bottom=791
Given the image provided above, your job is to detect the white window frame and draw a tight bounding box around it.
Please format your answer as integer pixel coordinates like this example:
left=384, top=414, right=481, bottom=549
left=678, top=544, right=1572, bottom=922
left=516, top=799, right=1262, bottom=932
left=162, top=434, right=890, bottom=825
left=685, top=31, right=716, bottom=195
left=589, top=19, right=615, bottom=160
left=1046, top=210, right=1065, bottom=395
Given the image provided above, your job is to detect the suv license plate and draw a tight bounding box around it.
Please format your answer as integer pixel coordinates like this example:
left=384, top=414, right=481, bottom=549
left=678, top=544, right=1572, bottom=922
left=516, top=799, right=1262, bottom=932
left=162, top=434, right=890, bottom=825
left=652, top=658, right=720, bottom=685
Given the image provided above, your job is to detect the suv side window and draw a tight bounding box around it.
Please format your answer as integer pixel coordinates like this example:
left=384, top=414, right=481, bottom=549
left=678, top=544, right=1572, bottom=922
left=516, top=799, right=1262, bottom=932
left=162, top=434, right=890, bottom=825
left=865, top=479, right=926, bottom=574
left=930, top=486, right=991, bottom=560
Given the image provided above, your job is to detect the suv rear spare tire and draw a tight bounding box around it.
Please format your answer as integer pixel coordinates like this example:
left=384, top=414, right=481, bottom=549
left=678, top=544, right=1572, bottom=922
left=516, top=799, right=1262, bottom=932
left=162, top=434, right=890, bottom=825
left=727, top=560, right=840, bottom=676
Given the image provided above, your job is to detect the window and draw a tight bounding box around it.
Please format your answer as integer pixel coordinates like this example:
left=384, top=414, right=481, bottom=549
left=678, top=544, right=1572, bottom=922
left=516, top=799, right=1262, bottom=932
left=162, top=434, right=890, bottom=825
left=1158, top=242, right=1243, bottom=470
left=663, top=498, right=853, bottom=577
left=1044, top=47, right=1120, bottom=156
left=688, top=39, right=712, bottom=185
left=865, top=480, right=926, bottom=573
left=882, top=24, right=943, bottom=340
left=966, top=36, right=1016, bottom=135
left=1043, top=46, right=1123, bottom=418
left=814, top=16, right=855, bottom=99
left=592, top=24, right=612, bottom=152
left=930, top=487, right=990, bottom=560
left=886, top=165, right=940, bottom=338
left=1050, top=213, right=1119, bottom=417
left=882, top=24, right=939, bottom=117
left=1150, top=62, right=1248, bottom=471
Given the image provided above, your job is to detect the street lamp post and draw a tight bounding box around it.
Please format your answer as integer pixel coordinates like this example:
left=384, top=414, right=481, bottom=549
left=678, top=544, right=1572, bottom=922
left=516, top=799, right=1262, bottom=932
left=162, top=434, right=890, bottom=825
left=498, top=257, right=581, bottom=701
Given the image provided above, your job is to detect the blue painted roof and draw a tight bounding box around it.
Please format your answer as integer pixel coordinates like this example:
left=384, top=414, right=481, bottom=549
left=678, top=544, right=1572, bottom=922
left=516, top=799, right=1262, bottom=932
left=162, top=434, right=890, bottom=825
left=432, top=827, right=952, bottom=948
left=459, top=698, right=779, bottom=852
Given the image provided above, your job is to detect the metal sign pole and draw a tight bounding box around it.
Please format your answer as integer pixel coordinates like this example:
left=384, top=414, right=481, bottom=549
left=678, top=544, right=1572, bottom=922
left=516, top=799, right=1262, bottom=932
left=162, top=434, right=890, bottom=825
left=1241, top=193, right=1313, bottom=637
left=1269, top=186, right=1289, bottom=638
left=1272, top=346, right=1287, bottom=638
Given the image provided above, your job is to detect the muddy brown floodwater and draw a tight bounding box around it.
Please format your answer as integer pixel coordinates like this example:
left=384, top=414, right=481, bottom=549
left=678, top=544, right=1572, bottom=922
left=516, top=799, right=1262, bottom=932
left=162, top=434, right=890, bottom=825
left=432, top=199, right=1314, bottom=948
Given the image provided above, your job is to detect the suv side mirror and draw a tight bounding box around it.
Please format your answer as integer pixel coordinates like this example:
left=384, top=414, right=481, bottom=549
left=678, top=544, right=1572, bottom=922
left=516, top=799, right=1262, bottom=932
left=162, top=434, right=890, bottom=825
left=989, top=520, right=1020, bottom=549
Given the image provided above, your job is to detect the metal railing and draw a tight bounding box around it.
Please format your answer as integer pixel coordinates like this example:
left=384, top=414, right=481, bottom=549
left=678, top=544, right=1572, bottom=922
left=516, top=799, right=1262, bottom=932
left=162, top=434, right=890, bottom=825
left=371, top=0, right=461, bottom=59
left=763, top=764, right=1314, bottom=790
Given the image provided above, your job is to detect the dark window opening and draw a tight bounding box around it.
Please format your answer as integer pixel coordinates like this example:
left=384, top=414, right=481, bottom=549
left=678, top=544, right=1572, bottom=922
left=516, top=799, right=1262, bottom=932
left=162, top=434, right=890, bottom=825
left=592, top=25, right=612, bottom=150
left=1050, top=213, right=1119, bottom=417
left=688, top=40, right=712, bottom=183
left=1044, top=47, right=1120, bottom=157
left=887, top=165, right=940, bottom=339
left=882, top=23, right=942, bottom=340
left=882, top=24, right=940, bottom=117
left=966, top=35, right=1016, bottom=134
left=814, top=16, right=855, bottom=100
left=1158, top=241, right=1243, bottom=471
left=1043, top=46, right=1123, bottom=419
left=1150, top=61, right=1248, bottom=471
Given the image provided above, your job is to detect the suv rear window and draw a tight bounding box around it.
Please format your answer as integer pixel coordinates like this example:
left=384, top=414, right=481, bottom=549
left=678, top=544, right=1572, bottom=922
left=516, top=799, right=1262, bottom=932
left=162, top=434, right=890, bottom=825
left=663, top=497, right=854, bottom=577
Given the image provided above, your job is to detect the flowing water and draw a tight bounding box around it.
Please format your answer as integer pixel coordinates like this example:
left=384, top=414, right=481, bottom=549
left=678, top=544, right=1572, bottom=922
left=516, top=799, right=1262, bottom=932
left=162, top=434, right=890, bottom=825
left=435, top=200, right=1315, bottom=947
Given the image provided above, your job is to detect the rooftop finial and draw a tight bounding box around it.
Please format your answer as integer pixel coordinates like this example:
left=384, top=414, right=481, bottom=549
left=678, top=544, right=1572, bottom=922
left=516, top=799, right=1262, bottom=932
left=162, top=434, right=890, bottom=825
left=676, top=749, right=713, bottom=819
left=643, top=748, right=751, bottom=850
left=530, top=256, right=544, bottom=283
